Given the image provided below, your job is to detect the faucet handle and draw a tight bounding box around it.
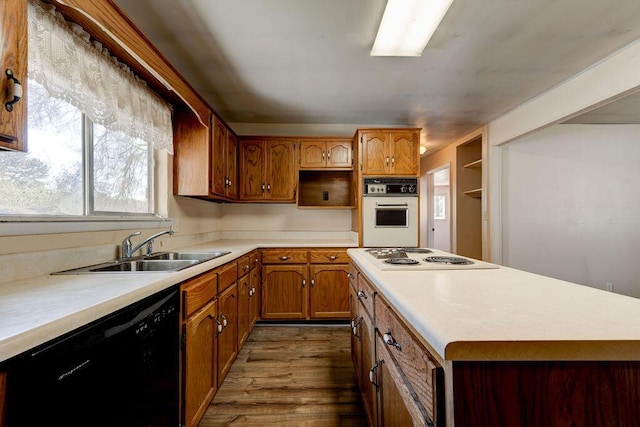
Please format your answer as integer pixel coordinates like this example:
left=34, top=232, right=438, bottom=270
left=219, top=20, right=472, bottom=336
left=121, top=231, right=141, bottom=258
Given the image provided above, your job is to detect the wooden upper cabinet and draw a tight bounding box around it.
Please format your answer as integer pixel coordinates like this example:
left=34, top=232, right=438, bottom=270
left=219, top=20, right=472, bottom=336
left=239, top=138, right=296, bottom=202
left=174, top=110, right=237, bottom=200
left=0, top=0, right=28, bottom=152
left=389, top=131, right=418, bottom=175
left=359, top=129, right=420, bottom=176
left=173, top=107, right=213, bottom=197
left=239, top=139, right=266, bottom=200
left=299, top=139, right=352, bottom=169
left=361, top=132, right=389, bottom=175
left=211, top=119, right=227, bottom=196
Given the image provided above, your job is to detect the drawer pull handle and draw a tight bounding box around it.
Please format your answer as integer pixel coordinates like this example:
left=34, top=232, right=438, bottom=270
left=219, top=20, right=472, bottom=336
left=251, top=286, right=256, bottom=294
left=302, top=279, right=306, bottom=287
left=216, top=318, right=223, bottom=333
left=347, top=272, right=354, bottom=279
left=4, top=69, right=22, bottom=112
left=221, top=314, right=227, bottom=328
left=279, top=256, right=289, bottom=260
left=357, top=290, right=367, bottom=299
left=327, top=255, right=337, bottom=260
left=383, top=331, right=402, bottom=351
left=369, top=362, right=379, bottom=387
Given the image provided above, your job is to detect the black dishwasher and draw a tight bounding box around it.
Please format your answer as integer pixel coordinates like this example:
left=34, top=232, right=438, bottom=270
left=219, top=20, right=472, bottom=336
left=5, top=287, right=180, bottom=427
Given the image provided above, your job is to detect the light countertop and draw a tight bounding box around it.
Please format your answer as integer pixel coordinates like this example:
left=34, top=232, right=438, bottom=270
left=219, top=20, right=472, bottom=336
left=348, top=248, right=640, bottom=362
left=0, top=239, right=356, bottom=363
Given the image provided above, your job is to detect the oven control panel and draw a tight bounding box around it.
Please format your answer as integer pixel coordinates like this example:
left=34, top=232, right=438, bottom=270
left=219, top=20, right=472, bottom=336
left=363, top=177, right=418, bottom=196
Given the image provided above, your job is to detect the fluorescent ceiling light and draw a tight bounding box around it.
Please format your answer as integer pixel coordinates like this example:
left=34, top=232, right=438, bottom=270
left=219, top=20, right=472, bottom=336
left=371, top=0, right=454, bottom=56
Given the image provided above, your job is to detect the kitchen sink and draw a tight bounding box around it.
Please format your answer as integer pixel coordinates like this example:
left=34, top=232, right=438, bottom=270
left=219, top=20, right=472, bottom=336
left=145, top=251, right=230, bottom=261
left=52, top=251, right=231, bottom=274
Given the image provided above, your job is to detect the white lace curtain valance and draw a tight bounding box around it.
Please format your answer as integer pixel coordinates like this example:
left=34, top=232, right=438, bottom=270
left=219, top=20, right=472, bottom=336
left=27, top=0, right=174, bottom=154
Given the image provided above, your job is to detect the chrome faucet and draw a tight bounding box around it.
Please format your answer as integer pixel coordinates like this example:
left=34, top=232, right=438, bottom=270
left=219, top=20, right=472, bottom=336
left=120, top=228, right=174, bottom=259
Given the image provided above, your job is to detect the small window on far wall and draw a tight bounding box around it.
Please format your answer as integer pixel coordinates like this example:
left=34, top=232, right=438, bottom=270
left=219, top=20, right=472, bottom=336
left=434, top=195, right=446, bottom=220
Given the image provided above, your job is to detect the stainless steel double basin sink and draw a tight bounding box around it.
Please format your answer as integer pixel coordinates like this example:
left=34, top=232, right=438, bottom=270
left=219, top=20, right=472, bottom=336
left=53, top=251, right=231, bottom=274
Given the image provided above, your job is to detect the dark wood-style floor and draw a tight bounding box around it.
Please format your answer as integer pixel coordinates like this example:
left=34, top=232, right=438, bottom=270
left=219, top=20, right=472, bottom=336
left=200, top=324, right=368, bottom=426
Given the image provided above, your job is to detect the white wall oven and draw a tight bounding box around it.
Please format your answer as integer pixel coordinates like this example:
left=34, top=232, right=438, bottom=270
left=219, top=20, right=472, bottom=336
left=362, top=177, right=419, bottom=247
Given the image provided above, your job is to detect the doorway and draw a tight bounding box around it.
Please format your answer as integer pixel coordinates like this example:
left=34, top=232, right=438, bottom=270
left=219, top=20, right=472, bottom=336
left=427, top=165, right=451, bottom=251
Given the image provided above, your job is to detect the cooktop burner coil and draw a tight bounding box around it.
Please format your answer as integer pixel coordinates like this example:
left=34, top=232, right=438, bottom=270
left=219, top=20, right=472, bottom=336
left=399, top=248, right=433, bottom=254
left=383, top=258, right=420, bottom=265
left=423, top=256, right=474, bottom=265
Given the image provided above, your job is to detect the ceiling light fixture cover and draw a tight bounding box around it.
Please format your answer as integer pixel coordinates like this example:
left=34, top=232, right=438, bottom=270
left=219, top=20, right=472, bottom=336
left=371, top=0, right=454, bottom=57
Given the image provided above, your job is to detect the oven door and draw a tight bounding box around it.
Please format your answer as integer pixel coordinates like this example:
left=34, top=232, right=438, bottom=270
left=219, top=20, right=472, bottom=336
left=362, top=197, right=418, bottom=247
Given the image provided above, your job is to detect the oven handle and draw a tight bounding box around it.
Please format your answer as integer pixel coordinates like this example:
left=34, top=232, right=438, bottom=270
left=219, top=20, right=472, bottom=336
left=376, top=203, right=408, bottom=207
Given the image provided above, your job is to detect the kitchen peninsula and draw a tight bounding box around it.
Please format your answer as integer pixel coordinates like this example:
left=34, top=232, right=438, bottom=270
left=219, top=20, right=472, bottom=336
left=348, top=248, right=640, bottom=426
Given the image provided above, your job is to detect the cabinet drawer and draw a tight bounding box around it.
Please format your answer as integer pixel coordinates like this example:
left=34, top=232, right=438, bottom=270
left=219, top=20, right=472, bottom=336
left=356, top=274, right=376, bottom=319
left=261, top=249, right=309, bottom=264
left=182, top=270, right=218, bottom=319
left=348, top=263, right=358, bottom=292
left=238, top=255, right=252, bottom=277
left=249, top=250, right=261, bottom=269
left=375, top=295, right=444, bottom=426
left=217, top=262, right=238, bottom=293
left=309, top=249, right=349, bottom=264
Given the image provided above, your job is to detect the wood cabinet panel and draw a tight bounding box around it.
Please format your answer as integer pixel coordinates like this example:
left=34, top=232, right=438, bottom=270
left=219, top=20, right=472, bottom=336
left=182, top=270, right=218, bottom=319
left=226, top=132, right=238, bottom=198
left=299, top=139, right=352, bottom=169
left=211, top=119, right=227, bottom=196
left=376, top=334, right=418, bottom=427
left=261, top=249, right=309, bottom=265
left=249, top=260, right=261, bottom=329
left=389, top=131, right=418, bottom=175
left=356, top=274, right=376, bottom=320
left=309, top=265, right=350, bottom=319
left=358, top=129, right=420, bottom=176
left=183, top=298, right=218, bottom=427
left=217, top=283, right=238, bottom=386
left=237, top=273, right=250, bottom=348
left=173, top=107, right=211, bottom=196
left=453, top=360, right=640, bottom=427
left=239, top=139, right=266, bottom=200
left=266, top=139, right=296, bottom=200
left=309, top=249, right=349, bottom=264
left=376, top=295, right=443, bottom=425
left=299, top=140, right=325, bottom=168
left=217, top=262, right=238, bottom=293
left=0, top=0, right=27, bottom=152
left=326, top=140, right=352, bottom=167
left=361, top=132, right=388, bottom=175
left=360, top=305, right=378, bottom=427
left=261, top=265, right=307, bottom=319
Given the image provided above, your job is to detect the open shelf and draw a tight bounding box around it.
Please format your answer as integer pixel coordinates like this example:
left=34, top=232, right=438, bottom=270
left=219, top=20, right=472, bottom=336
left=463, top=188, right=482, bottom=198
left=463, top=159, right=483, bottom=169
left=297, top=170, right=355, bottom=208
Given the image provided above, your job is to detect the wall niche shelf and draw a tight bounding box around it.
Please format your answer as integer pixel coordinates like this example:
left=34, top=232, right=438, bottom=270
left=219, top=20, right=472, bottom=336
left=463, top=159, right=483, bottom=169
left=463, top=188, right=482, bottom=198
left=297, top=170, right=355, bottom=208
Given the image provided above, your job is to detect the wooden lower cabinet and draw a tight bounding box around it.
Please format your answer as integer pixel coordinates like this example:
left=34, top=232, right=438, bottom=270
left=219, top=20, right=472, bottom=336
left=360, top=305, right=378, bottom=427
left=237, top=271, right=251, bottom=348
left=376, top=335, right=415, bottom=427
left=217, top=283, right=238, bottom=385
left=309, top=264, right=350, bottom=318
left=183, top=299, right=218, bottom=427
left=249, top=258, right=261, bottom=328
left=262, top=265, right=308, bottom=319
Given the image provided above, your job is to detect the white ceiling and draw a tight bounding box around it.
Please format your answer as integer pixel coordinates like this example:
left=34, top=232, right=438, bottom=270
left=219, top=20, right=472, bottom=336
left=115, top=0, right=640, bottom=153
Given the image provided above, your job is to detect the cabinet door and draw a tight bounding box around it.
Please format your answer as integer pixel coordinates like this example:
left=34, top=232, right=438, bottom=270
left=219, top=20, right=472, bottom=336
left=326, top=140, right=352, bottom=168
left=226, top=131, right=238, bottom=198
left=249, top=261, right=261, bottom=329
left=361, top=309, right=378, bottom=427
left=261, top=265, right=307, bottom=319
left=377, top=339, right=414, bottom=427
left=239, top=139, right=266, bottom=200
left=309, top=265, right=350, bottom=319
left=237, top=273, right=250, bottom=348
left=173, top=107, right=212, bottom=197
left=0, top=0, right=27, bottom=152
left=211, top=119, right=227, bottom=196
left=184, top=299, right=218, bottom=427
left=349, top=284, right=361, bottom=382
left=361, top=132, right=389, bottom=175
left=217, top=283, right=238, bottom=386
left=299, top=140, right=326, bottom=168
left=389, top=131, right=418, bottom=175
left=266, top=139, right=296, bottom=200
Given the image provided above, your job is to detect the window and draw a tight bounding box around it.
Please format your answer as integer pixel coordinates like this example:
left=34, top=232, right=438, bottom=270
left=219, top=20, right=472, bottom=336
left=0, top=80, right=152, bottom=216
left=434, top=194, right=446, bottom=220
left=0, top=0, right=172, bottom=219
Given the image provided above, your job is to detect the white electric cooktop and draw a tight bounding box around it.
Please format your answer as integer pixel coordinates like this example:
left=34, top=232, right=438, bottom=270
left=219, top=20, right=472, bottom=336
left=362, top=248, right=500, bottom=271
